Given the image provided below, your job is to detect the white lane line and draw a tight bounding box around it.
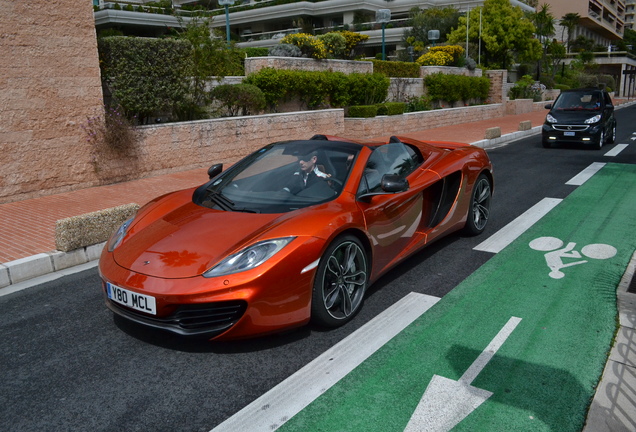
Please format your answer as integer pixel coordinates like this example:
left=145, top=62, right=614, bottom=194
left=474, top=198, right=562, bottom=254
left=566, top=162, right=606, bottom=186
left=210, top=292, right=440, bottom=432
left=604, top=144, right=628, bottom=157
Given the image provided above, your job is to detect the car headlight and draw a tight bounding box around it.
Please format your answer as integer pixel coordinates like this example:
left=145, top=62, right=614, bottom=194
left=107, top=217, right=135, bottom=252
left=584, top=114, right=602, bottom=124
left=545, top=114, right=557, bottom=123
left=203, top=237, right=296, bottom=278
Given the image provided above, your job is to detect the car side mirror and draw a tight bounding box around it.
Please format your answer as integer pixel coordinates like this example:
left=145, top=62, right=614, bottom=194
left=358, top=174, right=409, bottom=202
left=381, top=174, right=409, bottom=193
left=544, top=104, right=552, bottom=109
left=208, top=163, right=223, bottom=179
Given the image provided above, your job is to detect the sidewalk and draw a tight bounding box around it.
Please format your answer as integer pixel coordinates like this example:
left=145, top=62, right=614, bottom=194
left=0, top=106, right=634, bottom=431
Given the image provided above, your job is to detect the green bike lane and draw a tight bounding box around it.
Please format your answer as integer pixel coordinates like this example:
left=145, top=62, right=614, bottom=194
left=275, top=163, right=636, bottom=432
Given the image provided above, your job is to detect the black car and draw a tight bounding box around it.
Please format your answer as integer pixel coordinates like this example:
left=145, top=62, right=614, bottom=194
left=542, top=88, right=616, bottom=149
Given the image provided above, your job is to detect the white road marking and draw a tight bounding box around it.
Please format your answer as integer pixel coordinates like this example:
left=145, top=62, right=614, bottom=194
left=565, top=162, right=606, bottom=186
left=404, top=317, right=522, bottom=432
left=604, top=144, right=628, bottom=157
left=210, top=292, right=440, bottom=432
left=474, top=198, right=562, bottom=254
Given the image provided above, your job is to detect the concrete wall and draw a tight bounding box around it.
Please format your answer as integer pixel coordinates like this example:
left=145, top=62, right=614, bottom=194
left=0, top=0, right=104, bottom=204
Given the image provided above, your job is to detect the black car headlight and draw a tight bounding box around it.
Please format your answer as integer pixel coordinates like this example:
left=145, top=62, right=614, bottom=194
left=584, top=114, right=602, bottom=124
left=546, top=114, right=557, bottom=123
left=203, top=237, right=296, bottom=278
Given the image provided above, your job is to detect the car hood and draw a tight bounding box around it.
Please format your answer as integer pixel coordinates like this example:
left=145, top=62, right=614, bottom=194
left=113, top=202, right=298, bottom=278
left=548, top=110, right=602, bottom=124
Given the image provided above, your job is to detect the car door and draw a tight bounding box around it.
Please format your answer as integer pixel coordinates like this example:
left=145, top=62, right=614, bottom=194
left=356, top=143, right=431, bottom=276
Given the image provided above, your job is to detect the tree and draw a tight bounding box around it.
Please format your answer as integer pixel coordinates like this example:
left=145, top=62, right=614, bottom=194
left=402, top=6, right=461, bottom=56
left=175, top=17, right=243, bottom=120
left=447, top=0, right=541, bottom=69
left=559, top=13, right=580, bottom=53
left=529, top=3, right=555, bottom=80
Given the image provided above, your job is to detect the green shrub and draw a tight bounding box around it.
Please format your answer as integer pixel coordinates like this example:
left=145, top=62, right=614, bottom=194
left=244, top=47, right=269, bottom=57
left=210, top=83, right=266, bottom=116
left=347, top=105, right=378, bottom=118
left=554, top=84, right=570, bottom=91
left=98, top=37, right=193, bottom=123
left=318, top=32, right=347, bottom=59
left=376, top=102, right=406, bottom=115
left=369, top=60, right=420, bottom=78
left=424, top=73, right=490, bottom=104
left=244, top=68, right=389, bottom=110
left=405, top=95, right=432, bottom=112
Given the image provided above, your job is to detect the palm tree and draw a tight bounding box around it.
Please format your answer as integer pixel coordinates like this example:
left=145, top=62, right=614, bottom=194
left=530, top=4, right=556, bottom=80
left=560, top=13, right=580, bottom=53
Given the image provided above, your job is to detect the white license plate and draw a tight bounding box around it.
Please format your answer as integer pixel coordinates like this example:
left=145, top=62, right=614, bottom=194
left=564, top=131, right=575, bottom=136
left=107, top=282, right=156, bottom=315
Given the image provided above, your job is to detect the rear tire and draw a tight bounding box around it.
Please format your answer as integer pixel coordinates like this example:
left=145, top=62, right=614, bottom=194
left=311, top=235, right=368, bottom=328
left=464, top=173, right=492, bottom=236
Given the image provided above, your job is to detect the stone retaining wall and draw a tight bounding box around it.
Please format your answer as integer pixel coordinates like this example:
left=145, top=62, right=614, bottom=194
left=342, top=104, right=506, bottom=139
left=244, top=57, right=374, bottom=75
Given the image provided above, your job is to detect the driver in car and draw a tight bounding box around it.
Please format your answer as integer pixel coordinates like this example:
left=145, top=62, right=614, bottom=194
left=284, top=150, right=331, bottom=194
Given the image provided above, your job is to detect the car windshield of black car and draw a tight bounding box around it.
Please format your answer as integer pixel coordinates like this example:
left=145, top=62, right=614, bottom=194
left=553, top=91, right=602, bottom=111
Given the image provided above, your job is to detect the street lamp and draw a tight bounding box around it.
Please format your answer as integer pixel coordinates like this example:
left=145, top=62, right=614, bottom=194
left=376, top=9, right=391, bottom=61
left=218, top=0, right=235, bottom=49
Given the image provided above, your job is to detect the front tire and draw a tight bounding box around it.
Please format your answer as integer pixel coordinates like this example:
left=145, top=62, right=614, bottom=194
left=595, top=130, right=605, bottom=150
left=311, top=235, right=368, bottom=328
left=464, top=173, right=492, bottom=236
left=608, top=123, right=616, bottom=144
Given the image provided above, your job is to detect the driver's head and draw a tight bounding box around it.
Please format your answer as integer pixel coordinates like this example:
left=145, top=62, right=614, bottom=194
left=298, top=151, right=318, bottom=173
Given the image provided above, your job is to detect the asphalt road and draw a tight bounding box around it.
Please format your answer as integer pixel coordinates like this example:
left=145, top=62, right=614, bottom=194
left=1, top=105, right=635, bottom=432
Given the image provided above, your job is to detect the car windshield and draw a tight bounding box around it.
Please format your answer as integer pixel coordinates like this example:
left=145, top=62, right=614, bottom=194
left=197, top=140, right=361, bottom=214
left=552, top=91, right=602, bottom=111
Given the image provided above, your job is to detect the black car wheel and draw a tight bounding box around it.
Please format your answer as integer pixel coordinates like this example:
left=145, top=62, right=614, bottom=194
left=595, top=130, right=605, bottom=150
left=311, top=235, right=368, bottom=327
left=608, top=122, right=616, bottom=144
left=464, top=173, right=492, bottom=236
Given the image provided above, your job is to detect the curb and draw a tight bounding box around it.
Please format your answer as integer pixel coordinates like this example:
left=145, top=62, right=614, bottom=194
left=0, top=242, right=105, bottom=289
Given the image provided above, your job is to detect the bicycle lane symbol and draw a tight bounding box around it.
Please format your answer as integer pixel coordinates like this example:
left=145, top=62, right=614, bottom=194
left=529, top=236, right=618, bottom=279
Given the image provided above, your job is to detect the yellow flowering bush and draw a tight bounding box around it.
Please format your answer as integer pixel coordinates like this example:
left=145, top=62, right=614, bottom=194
left=280, top=33, right=327, bottom=59
left=337, top=31, right=370, bottom=58
left=416, top=45, right=465, bottom=66
left=417, top=51, right=454, bottom=66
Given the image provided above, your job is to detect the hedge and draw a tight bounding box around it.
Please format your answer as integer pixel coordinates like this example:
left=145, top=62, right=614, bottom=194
left=376, top=102, right=406, bottom=115
left=368, top=59, right=420, bottom=78
left=424, top=73, right=490, bottom=104
left=99, top=37, right=193, bottom=123
left=244, top=68, right=389, bottom=109
left=347, top=105, right=378, bottom=118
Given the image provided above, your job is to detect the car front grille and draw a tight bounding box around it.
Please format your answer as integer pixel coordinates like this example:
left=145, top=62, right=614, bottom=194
left=552, top=124, right=589, bottom=132
left=107, top=298, right=247, bottom=338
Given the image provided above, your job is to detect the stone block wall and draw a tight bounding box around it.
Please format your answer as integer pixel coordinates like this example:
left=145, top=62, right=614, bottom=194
left=343, top=104, right=505, bottom=139
left=486, top=70, right=507, bottom=104
left=120, top=110, right=345, bottom=176
left=420, top=66, right=483, bottom=78
left=244, top=57, right=374, bottom=75
left=0, top=0, right=104, bottom=204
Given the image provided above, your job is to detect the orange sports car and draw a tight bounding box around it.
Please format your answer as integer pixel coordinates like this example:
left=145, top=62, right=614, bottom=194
left=99, top=135, right=493, bottom=340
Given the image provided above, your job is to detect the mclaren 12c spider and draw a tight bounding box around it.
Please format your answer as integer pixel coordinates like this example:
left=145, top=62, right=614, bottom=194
left=99, top=135, right=494, bottom=340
